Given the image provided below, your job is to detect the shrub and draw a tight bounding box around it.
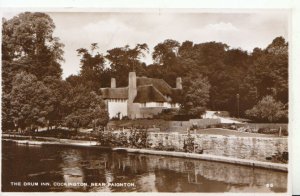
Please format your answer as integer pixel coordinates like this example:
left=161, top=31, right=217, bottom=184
left=215, top=124, right=222, bottom=128
left=121, top=116, right=129, bottom=120
left=183, top=130, right=195, bottom=153
left=267, top=151, right=288, bottom=163
left=128, top=129, right=149, bottom=148
left=154, top=142, right=165, bottom=150
left=154, top=108, right=179, bottom=120
left=111, top=116, right=120, bottom=121
left=258, top=128, right=278, bottom=134
left=190, top=124, right=198, bottom=130
left=118, top=131, right=129, bottom=147
left=282, top=128, right=288, bottom=136
left=156, top=144, right=176, bottom=151
left=98, top=131, right=117, bottom=146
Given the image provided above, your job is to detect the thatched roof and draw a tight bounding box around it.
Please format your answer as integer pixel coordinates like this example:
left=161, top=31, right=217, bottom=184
left=134, top=85, right=168, bottom=103
left=100, top=87, right=128, bottom=99
left=170, top=88, right=183, bottom=103
left=100, top=75, right=182, bottom=103
left=137, top=77, right=173, bottom=96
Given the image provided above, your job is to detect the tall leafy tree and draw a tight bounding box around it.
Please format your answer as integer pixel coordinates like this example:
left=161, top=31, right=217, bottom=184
left=106, top=43, right=148, bottom=86
left=42, top=76, right=70, bottom=128
left=2, top=12, right=64, bottom=79
left=150, top=39, right=183, bottom=87
left=76, top=43, right=105, bottom=90
left=181, top=75, right=211, bottom=117
left=9, top=72, right=55, bottom=132
left=254, top=36, right=288, bottom=104
left=152, top=39, right=180, bottom=66
left=2, top=12, right=65, bottom=131
left=63, top=84, right=109, bottom=131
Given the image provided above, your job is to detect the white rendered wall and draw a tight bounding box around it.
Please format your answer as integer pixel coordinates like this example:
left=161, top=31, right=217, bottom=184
left=107, top=99, right=128, bottom=119
left=140, top=102, right=180, bottom=108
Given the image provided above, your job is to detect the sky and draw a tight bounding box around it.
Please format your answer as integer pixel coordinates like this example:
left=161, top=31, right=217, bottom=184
left=3, top=10, right=289, bottom=79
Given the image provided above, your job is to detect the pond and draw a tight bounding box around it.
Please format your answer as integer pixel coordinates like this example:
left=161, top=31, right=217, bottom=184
left=2, top=141, right=287, bottom=192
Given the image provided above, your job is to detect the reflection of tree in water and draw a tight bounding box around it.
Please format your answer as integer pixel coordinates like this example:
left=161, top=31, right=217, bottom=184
left=59, top=149, right=86, bottom=191
left=2, top=144, right=64, bottom=192
left=104, top=153, right=151, bottom=192
left=2, top=144, right=288, bottom=192
left=77, top=150, right=151, bottom=191
left=153, top=168, right=230, bottom=192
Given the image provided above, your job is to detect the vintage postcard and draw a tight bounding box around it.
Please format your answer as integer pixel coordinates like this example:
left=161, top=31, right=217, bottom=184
left=0, top=1, right=296, bottom=195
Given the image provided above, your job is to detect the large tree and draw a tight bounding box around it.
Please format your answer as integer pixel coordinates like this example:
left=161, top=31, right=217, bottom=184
left=106, top=44, right=148, bottom=87
left=152, top=39, right=180, bottom=66
left=150, top=39, right=182, bottom=87
left=2, top=12, right=64, bottom=79
left=76, top=43, right=105, bottom=90
left=8, top=72, right=56, bottom=132
left=42, top=76, right=70, bottom=128
left=63, top=84, right=109, bottom=131
left=2, top=12, right=65, bottom=131
left=181, top=75, right=211, bottom=117
left=250, top=36, right=288, bottom=104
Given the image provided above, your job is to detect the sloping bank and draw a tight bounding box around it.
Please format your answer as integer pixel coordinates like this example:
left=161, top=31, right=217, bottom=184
left=2, top=135, right=287, bottom=172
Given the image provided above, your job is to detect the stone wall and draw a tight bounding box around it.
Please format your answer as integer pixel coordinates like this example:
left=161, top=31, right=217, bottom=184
left=112, top=131, right=288, bottom=162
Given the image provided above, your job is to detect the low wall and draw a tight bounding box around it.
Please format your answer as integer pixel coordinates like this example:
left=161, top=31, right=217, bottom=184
left=108, top=119, right=221, bottom=132
left=112, top=131, right=288, bottom=163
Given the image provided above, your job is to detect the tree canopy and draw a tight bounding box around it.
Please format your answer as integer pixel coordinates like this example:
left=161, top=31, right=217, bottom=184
left=2, top=12, right=289, bottom=133
left=9, top=72, right=56, bottom=131
left=2, top=12, right=64, bottom=79
left=2, top=12, right=108, bottom=132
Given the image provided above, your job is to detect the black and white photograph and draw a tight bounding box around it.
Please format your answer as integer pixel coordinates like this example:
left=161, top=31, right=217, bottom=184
left=1, top=1, right=297, bottom=194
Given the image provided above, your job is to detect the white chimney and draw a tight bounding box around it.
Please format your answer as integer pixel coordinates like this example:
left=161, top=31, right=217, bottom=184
left=111, top=78, right=116, bottom=88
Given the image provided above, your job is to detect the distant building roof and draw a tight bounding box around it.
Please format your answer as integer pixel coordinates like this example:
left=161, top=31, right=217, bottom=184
left=101, top=87, right=128, bottom=99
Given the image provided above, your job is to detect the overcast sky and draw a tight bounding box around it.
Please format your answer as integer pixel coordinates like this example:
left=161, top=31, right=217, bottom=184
left=3, top=10, right=289, bottom=78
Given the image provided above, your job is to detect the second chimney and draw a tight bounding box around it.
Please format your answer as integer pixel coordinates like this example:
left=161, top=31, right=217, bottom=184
left=111, top=78, right=116, bottom=88
left=176, top=77, right=182, bottom=89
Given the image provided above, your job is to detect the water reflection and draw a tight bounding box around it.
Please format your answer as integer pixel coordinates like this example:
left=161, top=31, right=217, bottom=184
left=2, top=141, right=287, bottom=192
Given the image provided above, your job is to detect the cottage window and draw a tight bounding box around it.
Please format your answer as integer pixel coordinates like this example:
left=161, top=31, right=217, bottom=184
left=141, top=103, right=146, bottom=107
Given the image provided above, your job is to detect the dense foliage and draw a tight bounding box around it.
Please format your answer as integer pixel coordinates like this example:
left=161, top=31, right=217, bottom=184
left=2, top=12, right=108, bottom=132
left=245, top=95, right=287, bottom=122
left=2, top=12, right=288, bottom=133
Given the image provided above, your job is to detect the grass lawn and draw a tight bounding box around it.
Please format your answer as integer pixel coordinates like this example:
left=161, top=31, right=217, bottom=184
left=191, top=128, right=283, bottom=138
